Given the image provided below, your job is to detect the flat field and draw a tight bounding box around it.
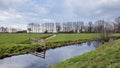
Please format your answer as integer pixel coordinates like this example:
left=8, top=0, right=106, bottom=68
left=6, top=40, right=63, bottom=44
left=46, top=33, right=120, bottom=42
left=46, top=33, right=98, bottom=42
left=0, top=33, right=120, bottom=58
left=0, top=33, right=51, bottom=44
left=0, top=33, right=52, bottom=58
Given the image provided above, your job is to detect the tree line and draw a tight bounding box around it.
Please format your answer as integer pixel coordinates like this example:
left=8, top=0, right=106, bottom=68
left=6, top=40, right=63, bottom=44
left=28, top=16, right=120, bottom=34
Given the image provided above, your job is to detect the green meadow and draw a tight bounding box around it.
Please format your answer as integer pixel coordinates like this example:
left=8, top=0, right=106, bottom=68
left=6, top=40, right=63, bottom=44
left=0, top=33, right=120, bottom=59
left=51, top=39, right=120, bottom=68
left=0, top=33, right=52, bottom=44
left=0, top=33, right=52, bottom=58
left=46, top=33, right=98, bottom=42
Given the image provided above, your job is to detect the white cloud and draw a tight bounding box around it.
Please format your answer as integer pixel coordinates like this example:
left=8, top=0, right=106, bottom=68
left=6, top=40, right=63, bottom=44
left=95, top=10, right=104, bottom=15
left=0, top=0, right=120, bottom=29
left=0, top=10, right=23, bottom=21
left=43, top=0, right=120, bottom=21
left=10, top=24, right=27, bottom=30
left=28, top=17, right=55, bottom=23
left=41, top=18, right=55, bottom=23
left=0, top=0, right=50, bottom=28
left=65, top=0, right=120, bottom=10
left=61, top=0, right=120, bottom=21
left=0, top=0, right=27, bottom=5
left=0, top=15, right=9, bottom=21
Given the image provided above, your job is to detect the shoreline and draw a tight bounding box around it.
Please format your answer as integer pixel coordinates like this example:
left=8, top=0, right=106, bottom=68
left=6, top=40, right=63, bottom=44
left=51, top=38, right=120, bottom=68
left=0, top=35, right=119, bottom=59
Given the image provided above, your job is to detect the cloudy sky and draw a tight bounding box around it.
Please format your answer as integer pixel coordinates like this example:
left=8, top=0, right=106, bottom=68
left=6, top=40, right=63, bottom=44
left=0, top=0, right=120, bottom=29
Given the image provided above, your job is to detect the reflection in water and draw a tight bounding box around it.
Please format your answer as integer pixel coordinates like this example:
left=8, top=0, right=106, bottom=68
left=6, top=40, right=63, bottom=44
left=0, top=54, right=46, bottom=68
left=92, top=41, right=102, bottom=47
left=31, top=51, right=46, bottom=59
left=0, top=41, right=101, bottom=68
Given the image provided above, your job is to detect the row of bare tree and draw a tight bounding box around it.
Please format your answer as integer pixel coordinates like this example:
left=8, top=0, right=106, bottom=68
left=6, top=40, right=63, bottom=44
left=86, top=16, right=120, bottom=39
left=87, top=17, right=120, bottom=33
left=27, top=16, right=120, bottom=39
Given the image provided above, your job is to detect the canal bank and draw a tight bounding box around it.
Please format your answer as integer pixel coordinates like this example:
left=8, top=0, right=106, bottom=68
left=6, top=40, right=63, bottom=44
left=0, top=35, right=119, bottom=68
left=51, top=39, right=120, bottom=68
left=0, top=40, right=102, bottom=68
left=0, top=34, right=120, bottom=59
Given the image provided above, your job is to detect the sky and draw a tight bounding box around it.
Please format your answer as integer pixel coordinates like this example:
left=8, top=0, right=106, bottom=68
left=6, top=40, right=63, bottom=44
left=0, top=0, right=120, bottom=29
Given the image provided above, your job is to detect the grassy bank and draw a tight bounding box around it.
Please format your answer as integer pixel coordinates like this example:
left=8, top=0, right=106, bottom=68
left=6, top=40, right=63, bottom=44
left=0, top=33, right=52, bottom=58
left=0, top=33, right=98, bottom=58
left=44, top=34, right=99, bottom=50
left=0, top=33, right=120, bottom=59
left=51, top=39, right=120, bottom=68
left=44, top=33, right=120, bottom=51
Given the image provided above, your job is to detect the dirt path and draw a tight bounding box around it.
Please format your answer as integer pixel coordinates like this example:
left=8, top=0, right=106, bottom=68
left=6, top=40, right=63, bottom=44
left=45, top=34, right=56, bottom=40
left=32, top=34, right=57, bottom=44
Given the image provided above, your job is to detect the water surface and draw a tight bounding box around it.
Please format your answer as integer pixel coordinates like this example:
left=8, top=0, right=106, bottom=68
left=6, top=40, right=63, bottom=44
left=0, top=41, right=102, bottom=68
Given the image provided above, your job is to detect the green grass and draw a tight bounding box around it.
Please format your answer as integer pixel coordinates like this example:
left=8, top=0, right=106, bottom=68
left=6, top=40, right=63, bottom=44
left=0, top=33, right=120, bottom=58
left=112, top=33, right=120, bottom=37
left=52, top=39, right=120, bottom=68
left=0, top=33, right=52, bottom=58
left=46, top=33, right=98, bottom=42
left=0, top=33, right=52, bottom=44
left=46, top=33, right=120, bottom=42
left=45, top=33, right=100, bottom=50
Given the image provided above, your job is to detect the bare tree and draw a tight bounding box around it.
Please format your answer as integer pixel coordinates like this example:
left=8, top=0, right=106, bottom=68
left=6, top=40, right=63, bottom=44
left=79, top=22, right=84, bottom=33
left=55, top=23, right=61, bottom=33
left=27, top=23, right=35, bottom=33
left=27, top=28, right=32, bottom=33
left=88, top=21, right=93, bottom=33
left=115, top=16, right=120, bottom=33
left=95, top=20, right=112, bottom=39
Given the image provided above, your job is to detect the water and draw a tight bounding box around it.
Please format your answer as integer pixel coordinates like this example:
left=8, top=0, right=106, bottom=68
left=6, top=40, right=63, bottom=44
left=0, top=41, right=102, bottom=68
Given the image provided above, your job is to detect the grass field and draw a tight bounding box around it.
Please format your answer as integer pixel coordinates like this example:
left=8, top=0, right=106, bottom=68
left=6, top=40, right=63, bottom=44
left=0, top=33, right=52, bottom=44
left=0, top=33, right=52, bottom=58
left=46, top=33, right=120, bottom=42
left=51, top=39, right=120, bottom=68
left=46, top=33, right=98, bottom=42
left=0, top=33, right=120, bottom=58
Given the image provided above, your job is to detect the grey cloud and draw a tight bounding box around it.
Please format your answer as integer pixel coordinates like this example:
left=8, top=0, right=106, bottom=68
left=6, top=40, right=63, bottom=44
left=0, top=0, right=120, bottom=28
